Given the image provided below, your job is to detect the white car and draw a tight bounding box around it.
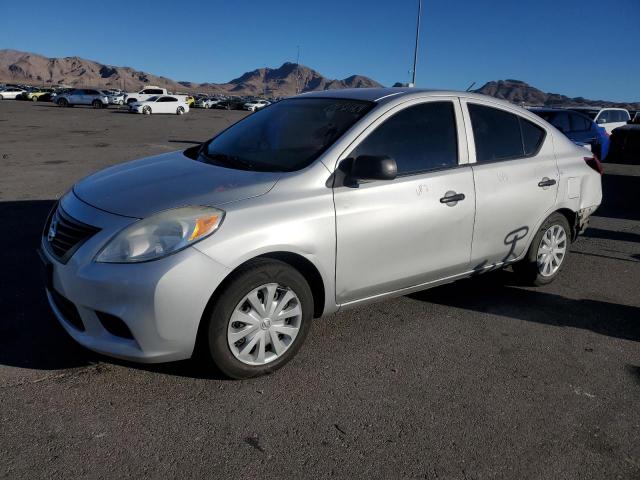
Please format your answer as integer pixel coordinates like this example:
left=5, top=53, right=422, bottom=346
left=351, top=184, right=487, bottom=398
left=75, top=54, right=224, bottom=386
left=244, top=99, right=270, bottom=111
left=101, top=90, right=125, bottom=105
left=570, top=107, right=631, bottom=134
left=129, top=95, right=189, bottom=115
left=0, top=87, right=26, bottom=100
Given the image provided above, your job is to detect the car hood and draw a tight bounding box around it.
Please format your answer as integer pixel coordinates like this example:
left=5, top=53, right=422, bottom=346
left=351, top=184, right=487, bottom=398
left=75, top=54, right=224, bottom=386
left=73, top=151, right=281, bottom=218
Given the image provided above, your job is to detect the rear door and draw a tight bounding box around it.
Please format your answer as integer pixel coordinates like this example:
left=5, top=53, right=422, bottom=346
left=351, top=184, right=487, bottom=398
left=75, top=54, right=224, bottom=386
left=461, top=100, right=558, bottom=269
left=334, top=97, right=476, bottom=304
left=158, top=96, right=177, bottom=113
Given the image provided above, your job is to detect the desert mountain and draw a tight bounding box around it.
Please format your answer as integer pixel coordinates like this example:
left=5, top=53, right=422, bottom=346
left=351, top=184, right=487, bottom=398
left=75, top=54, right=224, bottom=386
left=0, top=49, right=381, bottom=96
left=1, top=50, right=636, bottom=107
left=474, top=79, right=639, bottom=110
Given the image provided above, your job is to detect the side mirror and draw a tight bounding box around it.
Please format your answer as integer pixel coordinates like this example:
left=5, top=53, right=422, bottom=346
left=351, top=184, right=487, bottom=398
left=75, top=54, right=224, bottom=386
left=350, top=155, right=397, bottom=181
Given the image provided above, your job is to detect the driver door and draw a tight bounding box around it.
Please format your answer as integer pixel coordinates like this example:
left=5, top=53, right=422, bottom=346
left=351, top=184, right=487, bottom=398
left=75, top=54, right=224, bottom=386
left=333, top=98, right=476, bottom=305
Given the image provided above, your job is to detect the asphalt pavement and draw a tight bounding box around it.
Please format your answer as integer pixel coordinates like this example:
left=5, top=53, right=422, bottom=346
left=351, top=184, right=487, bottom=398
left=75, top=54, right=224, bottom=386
left=0, top=101, right=638, bottom=479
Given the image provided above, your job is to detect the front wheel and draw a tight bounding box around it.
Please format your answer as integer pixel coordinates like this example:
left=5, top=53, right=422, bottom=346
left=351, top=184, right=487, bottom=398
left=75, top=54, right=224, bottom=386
left=57, top=98, right=68, bottom=107
left=176, top=106, right=185, bottom=115
left=203, top=259, right=313, bottom=379
left=142, top=105, right=151, bottom=115
left=92, top=100, right=102, bottom=109
left=31, top=96, right=38, bottom=102
left=513, top=212, right=571, bottom=286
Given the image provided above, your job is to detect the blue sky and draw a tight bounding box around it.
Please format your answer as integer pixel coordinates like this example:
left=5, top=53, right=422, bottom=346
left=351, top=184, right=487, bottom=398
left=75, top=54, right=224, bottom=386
left=1, top=0, right=638, bottom=101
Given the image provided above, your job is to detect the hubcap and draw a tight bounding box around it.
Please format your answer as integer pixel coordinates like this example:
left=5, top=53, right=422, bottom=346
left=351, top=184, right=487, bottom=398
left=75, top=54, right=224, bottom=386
left=227, top=283, right=302, bottom=366
left=537, top=224, right=567, bottom=277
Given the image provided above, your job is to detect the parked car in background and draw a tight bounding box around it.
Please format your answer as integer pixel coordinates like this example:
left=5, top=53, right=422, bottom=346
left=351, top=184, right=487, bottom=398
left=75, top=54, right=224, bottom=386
left=124, top=86, right=171, bottom=105
left=48, top=88, right=72, bottom=104
left=214, top=98, right=245, bottom=110
left=0, top=87, right=26, bottom=99
left=100, top=90, right=125, bottom=105
left=39, top=88, right=602, bottom=379
left=185, top=96, right=195, bottom=107
left=128, top=95, right=189, bottom=115
left=56, top=89, right=109, bottom=108
left=530, top=108, right=610, bottom=160
left=195, top=97, right=220, bottom=108
left=23, top=88, right=56, bottom=102
left=568, top=107, right=631, bottom=134
left=244, top=99, right=271, bottom=111
left=607, top=124, right=640, bottom=163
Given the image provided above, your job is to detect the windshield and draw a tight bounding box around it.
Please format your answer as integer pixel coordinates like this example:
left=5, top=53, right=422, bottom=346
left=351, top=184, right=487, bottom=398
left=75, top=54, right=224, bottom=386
left=200, top=98, right=374, bottom=172
left=146, top=96, right=159, bottom=102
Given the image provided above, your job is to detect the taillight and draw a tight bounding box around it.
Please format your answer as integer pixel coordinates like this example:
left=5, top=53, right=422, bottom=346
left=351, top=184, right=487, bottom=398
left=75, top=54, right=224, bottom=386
left=584, top=156, right=604, bottom=175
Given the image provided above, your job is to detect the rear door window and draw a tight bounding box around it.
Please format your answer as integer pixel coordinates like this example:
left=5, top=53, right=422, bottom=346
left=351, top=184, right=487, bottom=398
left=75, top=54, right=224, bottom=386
left=468, top=104, right=545, bottom=162
left=569, top=114, right=591, bottom=132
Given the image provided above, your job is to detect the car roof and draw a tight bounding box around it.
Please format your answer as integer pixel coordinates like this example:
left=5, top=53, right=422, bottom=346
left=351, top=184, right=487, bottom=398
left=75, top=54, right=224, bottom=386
left=529, top=107, right=594, bottom=120
left=298, top=87, right=519, bottom=107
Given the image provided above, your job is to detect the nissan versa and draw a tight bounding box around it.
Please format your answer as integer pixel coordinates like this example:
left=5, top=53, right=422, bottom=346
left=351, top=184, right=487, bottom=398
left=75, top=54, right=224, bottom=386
left=39, top=88, right=603, bottom=379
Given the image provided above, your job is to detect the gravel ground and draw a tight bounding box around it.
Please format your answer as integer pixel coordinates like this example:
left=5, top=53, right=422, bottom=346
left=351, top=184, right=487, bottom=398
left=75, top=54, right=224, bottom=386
left=1, top=101, right=638, bottom=479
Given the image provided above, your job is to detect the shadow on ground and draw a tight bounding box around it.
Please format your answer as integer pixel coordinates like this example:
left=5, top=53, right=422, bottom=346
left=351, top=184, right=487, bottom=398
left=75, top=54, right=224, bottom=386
left=410, top=269, right=640, bottom=342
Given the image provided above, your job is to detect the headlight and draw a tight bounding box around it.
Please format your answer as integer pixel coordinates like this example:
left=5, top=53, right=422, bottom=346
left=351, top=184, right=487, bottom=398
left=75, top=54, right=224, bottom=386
left=95, top=206, right=224, bottom=263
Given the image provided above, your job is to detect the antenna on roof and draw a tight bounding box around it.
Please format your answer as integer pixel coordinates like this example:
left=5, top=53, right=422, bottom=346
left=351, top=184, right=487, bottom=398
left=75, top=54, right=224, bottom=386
left=465, top=81, right=476, bottom=92
left=409, top=0, right=422, bottom=88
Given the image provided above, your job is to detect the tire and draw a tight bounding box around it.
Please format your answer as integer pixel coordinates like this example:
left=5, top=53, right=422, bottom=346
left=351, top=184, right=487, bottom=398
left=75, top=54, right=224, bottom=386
left=204, top=104, right=209, bottom=109
left=31, top=96, right=38, bottom=102
left=58, top=98, right=68, bottom=107
left=92, top=100, right=102, bottom=109
left=142, top=106, right=151, bottom=115
left=176, top=106, right=185, bottom=115
left=0, top=95, right=4, bottom=100
left=203, top=259, right=313, bottom=379
left=513, top=212, right=571, bottom=286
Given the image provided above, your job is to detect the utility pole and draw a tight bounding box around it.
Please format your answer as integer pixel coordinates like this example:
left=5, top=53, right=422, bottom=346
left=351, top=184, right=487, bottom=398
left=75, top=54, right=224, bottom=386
left=410, top=0, right=422, bottom=87
left=295, top=45, right=301, bottom=94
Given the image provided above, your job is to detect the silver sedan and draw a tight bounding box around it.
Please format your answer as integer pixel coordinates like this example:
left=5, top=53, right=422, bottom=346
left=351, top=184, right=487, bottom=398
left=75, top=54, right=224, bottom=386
left=40, top=88, right=602, bottom=378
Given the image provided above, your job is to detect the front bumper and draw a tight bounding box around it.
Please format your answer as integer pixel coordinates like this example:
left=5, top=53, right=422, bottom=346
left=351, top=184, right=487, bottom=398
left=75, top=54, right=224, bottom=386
left=41, top=193, right=231, bottom=363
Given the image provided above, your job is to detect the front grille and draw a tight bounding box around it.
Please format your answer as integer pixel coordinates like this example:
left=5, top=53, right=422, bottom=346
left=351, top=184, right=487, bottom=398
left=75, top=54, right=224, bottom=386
left=44, top=204, right=100, bottom=263
left=50, top=289, right=85, bottom=331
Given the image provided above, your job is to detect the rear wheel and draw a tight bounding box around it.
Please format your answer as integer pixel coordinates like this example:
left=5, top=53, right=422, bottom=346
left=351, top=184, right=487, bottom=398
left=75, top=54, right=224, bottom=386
left=57, top=98, right=68, bottom=107
left=513, top=212, right=570, bottom=286
left=176, top=106, right=185, bottom=115
left=0, top=95, right=4, bottom=100
left=203, top=259, right=313, bottom=379
left=31, top=96, right=38, bottom=102
left=92, top=100, right=102, bottom=109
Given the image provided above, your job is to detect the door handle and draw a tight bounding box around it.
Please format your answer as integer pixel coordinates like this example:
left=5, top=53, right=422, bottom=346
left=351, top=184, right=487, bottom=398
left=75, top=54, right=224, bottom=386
left=538, top=178, right=556, bottom=188
left=440, top=191, right=465, bottom=206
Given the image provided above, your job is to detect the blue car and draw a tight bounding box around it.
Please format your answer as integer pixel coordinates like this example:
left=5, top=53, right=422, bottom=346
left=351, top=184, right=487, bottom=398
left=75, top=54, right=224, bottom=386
left=530, top=108, right=610, bottom=160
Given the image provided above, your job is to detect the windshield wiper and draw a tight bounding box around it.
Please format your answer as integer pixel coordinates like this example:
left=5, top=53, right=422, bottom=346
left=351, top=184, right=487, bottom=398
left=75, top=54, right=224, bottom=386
left=200, top=151, right=256, bottom=170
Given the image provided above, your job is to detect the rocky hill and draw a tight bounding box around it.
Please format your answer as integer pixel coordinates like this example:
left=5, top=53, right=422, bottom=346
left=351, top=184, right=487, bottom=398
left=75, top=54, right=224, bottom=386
left=0, top=49, right=381, bottom=96
left=474, top=79, right=639, bottom=110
